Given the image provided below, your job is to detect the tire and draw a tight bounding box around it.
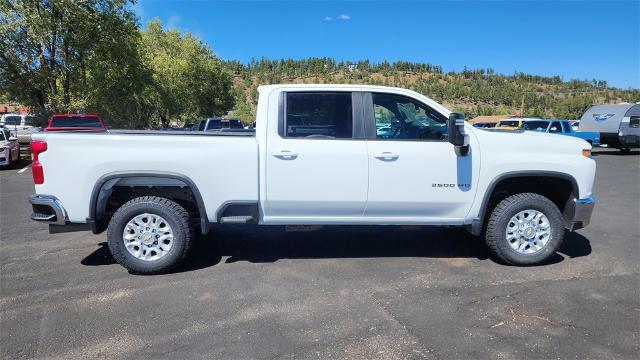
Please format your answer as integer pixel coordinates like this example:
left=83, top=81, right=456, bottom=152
left=620, top=148, right=630, bottom=154
left=107, top=196, right=193, bottom=274
left=485, top=193, right=564, bottom=265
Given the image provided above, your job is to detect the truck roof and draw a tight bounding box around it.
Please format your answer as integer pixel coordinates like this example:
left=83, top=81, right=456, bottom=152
left=258, top=84, right=451, bottom=118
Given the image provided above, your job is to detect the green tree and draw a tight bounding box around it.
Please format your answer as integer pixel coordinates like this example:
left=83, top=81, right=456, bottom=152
left=0, top=0, right=149, bottom=126
left=140, top=19, right=234, bottom=127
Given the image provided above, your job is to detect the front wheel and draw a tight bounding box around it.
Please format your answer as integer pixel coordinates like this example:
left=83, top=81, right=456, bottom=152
left=107, top=196, right=193, bottom=274
left=485, top=193, right=564, bottom=265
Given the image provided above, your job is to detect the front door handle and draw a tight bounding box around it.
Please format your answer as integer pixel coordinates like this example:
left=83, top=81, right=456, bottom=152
left=272, top=150, right=298, bottom=159
left=373, top=152, right=399, bottom=161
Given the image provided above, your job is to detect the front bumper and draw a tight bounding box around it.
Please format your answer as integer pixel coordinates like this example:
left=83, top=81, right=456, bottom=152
left=0, top=149, right=9, bottom=165
left=29, top=194, right=67, bottom=225
left=563, top=195, right=595, bottom=231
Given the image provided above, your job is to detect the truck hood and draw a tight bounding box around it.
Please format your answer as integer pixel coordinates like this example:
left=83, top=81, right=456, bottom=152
left=472, top=127, right=591, bottom=152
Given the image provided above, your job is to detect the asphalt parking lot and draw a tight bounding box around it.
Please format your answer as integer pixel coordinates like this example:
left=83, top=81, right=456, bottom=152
left=1, top=149, right=639, bottom=359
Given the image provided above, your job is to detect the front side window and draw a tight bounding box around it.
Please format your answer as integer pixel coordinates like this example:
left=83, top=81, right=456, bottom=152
left=372, top=93, right=447, bottom=140
left=285, top=92, right=353, bottom=138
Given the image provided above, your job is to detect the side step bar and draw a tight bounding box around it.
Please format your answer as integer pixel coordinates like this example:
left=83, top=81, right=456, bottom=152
left=220, top=215, right=254, bottom=224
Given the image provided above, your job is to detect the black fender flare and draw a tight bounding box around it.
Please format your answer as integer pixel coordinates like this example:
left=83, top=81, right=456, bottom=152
left=89, top=171, right=209, bottom=234
left=469, top=170, right=579, bottom=235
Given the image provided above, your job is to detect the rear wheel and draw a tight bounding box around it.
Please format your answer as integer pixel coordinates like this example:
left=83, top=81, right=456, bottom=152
left=485, top=193, right=564, bottom=265
left=107, top=196, right=193, bottom=274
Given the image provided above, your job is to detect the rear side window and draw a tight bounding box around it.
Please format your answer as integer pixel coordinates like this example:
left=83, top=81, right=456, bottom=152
left=561, top=121, right=571, bottom=133
left=50, top=117, right=102, bottom=128
left=285, top=92, right=353, bottom=138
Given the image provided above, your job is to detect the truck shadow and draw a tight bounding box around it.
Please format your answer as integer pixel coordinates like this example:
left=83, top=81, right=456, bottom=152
left=81, top=225, right=592, bottom=273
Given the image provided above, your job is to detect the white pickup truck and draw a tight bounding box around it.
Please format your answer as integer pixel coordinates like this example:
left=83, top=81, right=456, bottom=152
left=29, top=84, right=596, bottom=273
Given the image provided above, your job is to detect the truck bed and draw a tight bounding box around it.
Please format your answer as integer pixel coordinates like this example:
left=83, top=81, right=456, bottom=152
left=31, top=130, right=259, bottom=223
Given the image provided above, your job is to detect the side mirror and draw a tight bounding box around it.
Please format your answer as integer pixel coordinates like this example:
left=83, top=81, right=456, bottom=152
left=8, top=136, right=17, bottom=141
left=448, top=112, right=470, bottom=156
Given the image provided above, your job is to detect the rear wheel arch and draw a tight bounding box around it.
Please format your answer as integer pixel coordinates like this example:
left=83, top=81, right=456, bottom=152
left=89, top=172, right=209, bottom=235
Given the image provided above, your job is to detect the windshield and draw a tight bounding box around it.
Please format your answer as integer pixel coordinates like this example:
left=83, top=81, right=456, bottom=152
left=497, top=120, right=520, bottom=127
left=50, top=116, right=102, bottom=128
left=3, top=116, right=22, bottom=125
left=521, top=121, right=550, bottom=132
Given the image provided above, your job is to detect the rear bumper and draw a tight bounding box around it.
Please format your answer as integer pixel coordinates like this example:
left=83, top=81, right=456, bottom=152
left=563, top=195, right=595, bottom=231
left=29, top=194, right=67, bottom=225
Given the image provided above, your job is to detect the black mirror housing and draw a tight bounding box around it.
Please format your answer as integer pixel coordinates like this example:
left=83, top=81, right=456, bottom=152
left=448, top=112, right=466, bottom=146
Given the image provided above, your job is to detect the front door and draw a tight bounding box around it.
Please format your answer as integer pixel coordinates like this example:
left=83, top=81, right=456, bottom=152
left=264, top=91, right=368, bottom=222
left=364, top=92, right=479, bottom=222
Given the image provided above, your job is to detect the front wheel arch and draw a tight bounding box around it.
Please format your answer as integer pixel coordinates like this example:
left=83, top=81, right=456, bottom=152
left=470, top=172, right=578, bottom=236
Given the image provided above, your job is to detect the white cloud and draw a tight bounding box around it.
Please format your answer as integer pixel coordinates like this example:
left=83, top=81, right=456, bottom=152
left=324, top=16, right=332, bottom=21
left=337, top=14, right=351, bottom=20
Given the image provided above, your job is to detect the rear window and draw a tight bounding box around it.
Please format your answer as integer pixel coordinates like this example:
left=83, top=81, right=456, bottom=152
left=50, top=116, right=102, bottom=128
left=630, top=116, right=639, bottom=128
left=3, top=116, right=21, bottom=125
left=206, top=119, right=222, bottom=130
left=285, top=92, right=353, bottom=138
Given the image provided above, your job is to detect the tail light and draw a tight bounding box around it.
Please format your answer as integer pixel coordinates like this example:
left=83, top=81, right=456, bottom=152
left=30, top=140, right=47, bottom=184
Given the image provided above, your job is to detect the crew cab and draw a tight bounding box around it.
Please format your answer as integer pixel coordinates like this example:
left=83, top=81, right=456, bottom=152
left=28, top=85, right=596, bottom=274
left=520, top=119, right=600, bottom=145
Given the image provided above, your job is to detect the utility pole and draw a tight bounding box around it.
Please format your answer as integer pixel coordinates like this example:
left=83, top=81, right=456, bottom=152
left=520, top=94, right=525, bottom=117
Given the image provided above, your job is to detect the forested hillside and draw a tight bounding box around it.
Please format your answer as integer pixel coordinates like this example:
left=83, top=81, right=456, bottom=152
left=225, top=58, right=640, bottom=123
left=2, top=1, right=638, bottom=128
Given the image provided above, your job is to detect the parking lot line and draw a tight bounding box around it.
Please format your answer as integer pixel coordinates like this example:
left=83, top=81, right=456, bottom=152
left=17, top=164, right=31, bottom=174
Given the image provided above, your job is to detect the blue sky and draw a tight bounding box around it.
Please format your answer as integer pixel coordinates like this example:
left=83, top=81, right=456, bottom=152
left=133, top=0, right=640, bottom=89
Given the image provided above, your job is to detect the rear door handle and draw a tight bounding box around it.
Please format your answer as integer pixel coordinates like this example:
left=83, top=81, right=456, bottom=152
left=373, top=152, right=399, bottom=161
left=272, top=150, right=298, bottom=159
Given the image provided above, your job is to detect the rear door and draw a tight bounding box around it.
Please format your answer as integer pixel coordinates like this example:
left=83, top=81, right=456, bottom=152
left=264, top=91, right=369, bottom=222
left=364, top=92, right=479, bottom=222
